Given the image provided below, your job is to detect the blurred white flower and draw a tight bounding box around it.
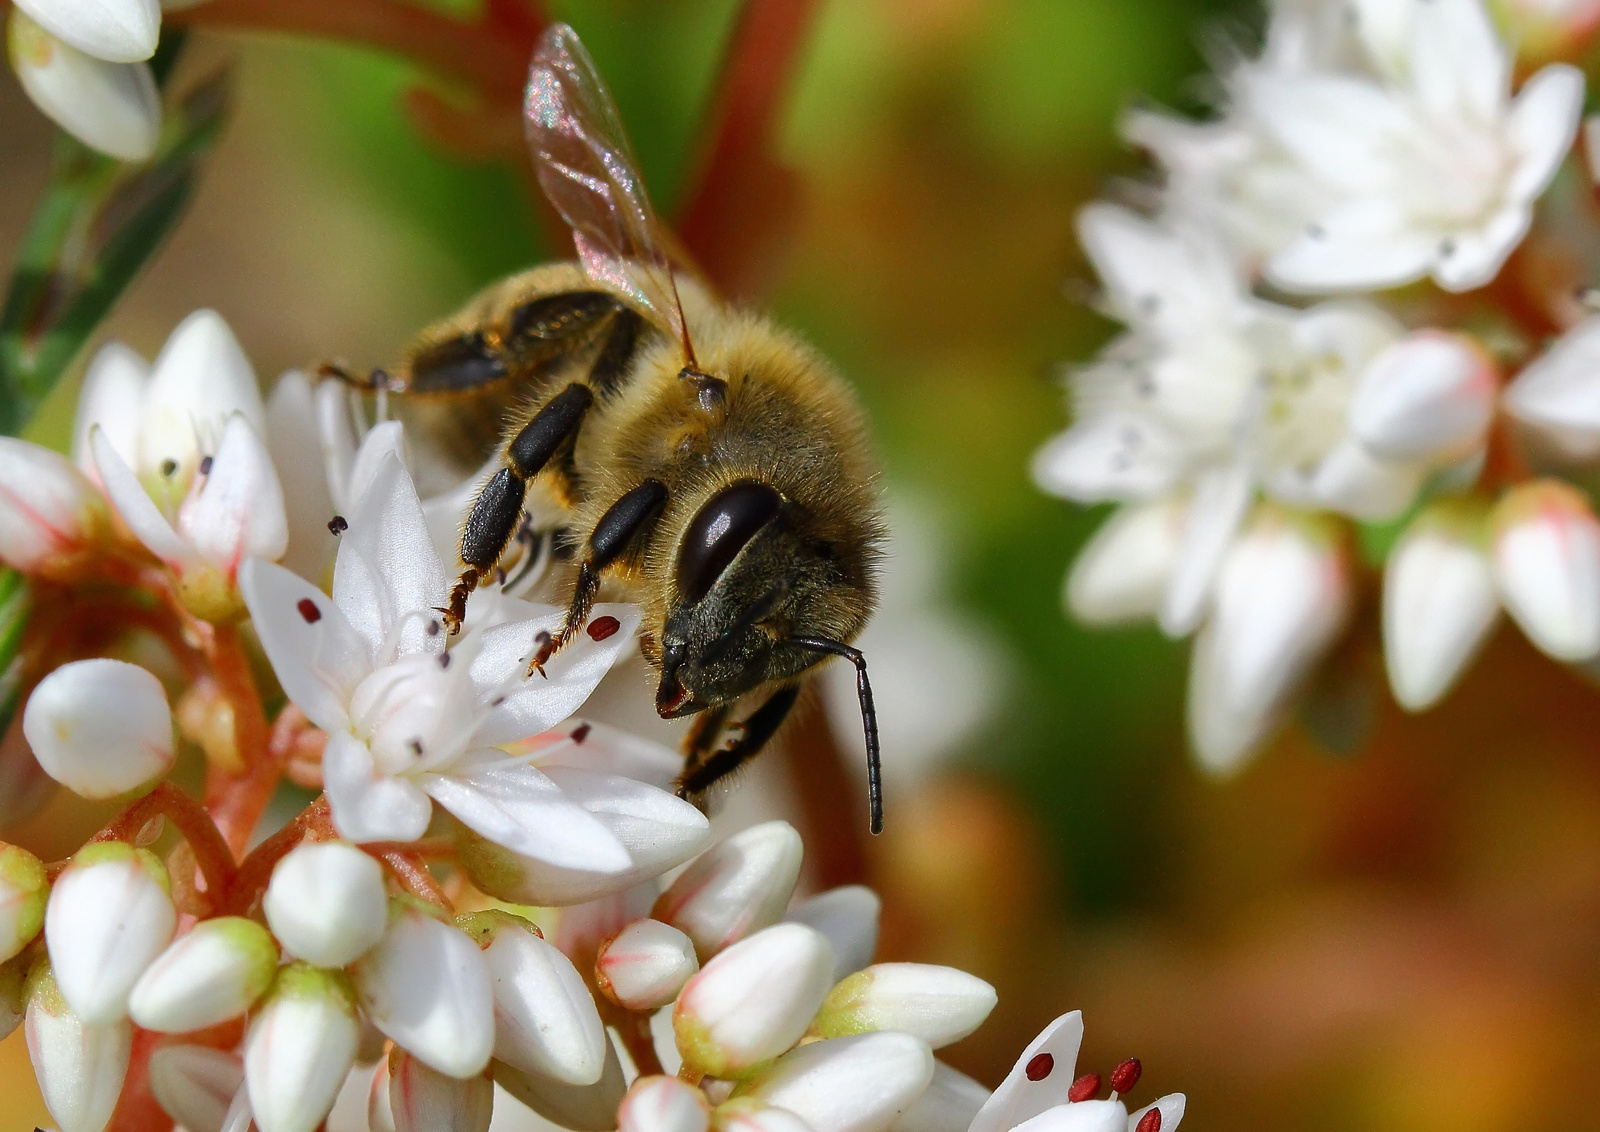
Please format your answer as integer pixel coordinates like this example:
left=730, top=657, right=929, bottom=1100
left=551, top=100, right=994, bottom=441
left=239, top=451, right=662, bottom=866
left=0, top=438, right=108, bottom=579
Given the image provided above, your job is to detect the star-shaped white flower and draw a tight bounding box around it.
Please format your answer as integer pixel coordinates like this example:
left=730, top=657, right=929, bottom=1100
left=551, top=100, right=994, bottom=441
left=238, top=450, right=685, bottom=876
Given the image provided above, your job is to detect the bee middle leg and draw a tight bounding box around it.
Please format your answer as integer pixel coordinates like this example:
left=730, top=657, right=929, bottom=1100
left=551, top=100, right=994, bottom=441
left=445, top=382, right=595, bottom=631
left=674, top=685, right=801, bottom=808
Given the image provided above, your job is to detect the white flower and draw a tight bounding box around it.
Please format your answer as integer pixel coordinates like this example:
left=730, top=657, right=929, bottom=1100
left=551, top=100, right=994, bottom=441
left=0, top=843, right=48, bottom=965
left=351, top=900, right=495, bottom=1080
left=239, top=451, right=662, bottom=865
left=43, top=841, right=176, bottom=1026
left=148, top=1044, right=243, bottom=1132
left=653, top=821, right=804, bottom=957
left=785, top=886, right=880, bottom=983
left=810, top=963, right=996, bottom=1050
left=1503, top=314, right=1600, bottom=460
left=23, top=658, right=175, bottom=800
left=0, top=438, right=108, bottom=578
left=244, top=963, right=361, bottom=1132
left=733, top=1032, right=934, bottom=1132
left=1490, top=479, right=1600, bottom=660
left=262, top=840, right=388, bottom=968
left=127, top=916, right=279, bottom=1033
left=673, top=923, right=837, bottom=1078
left=7, top=7, right=159, bottom=160
left=596, top=917, right=700, bottom=1013
left=968, top=1012, right=1184, bottom=1132
left=25, top=963, right=132, bottom=1132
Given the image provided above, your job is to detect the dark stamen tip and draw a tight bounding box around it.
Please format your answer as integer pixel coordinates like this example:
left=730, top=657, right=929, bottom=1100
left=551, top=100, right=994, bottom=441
left=571, top=723, right=591, bottom=744
left=1135, top=1110, right=1162, bottom=1132
left=160, top=458, right=178, bottom=477
left=328, top=515, right=348, bottom=535
left=198, top=455, right=214, bottom=476
left=1067, top=1073, right=1101, bottom=1102
left=296, top=598, right=321, bottom=624
left=1110, top=1058, right=1141, bottom=1095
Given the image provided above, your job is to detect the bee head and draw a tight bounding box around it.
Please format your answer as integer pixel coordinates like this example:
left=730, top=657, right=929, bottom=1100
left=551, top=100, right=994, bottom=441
left=654, top=479, right=875, bottom=716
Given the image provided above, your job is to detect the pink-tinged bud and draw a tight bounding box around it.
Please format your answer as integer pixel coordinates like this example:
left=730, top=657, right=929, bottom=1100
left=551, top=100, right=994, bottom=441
left=675, top=923, right=836, bottom=1079
left=0, top=438, right=107, bottom=577
left=244, top=963, right=361, bottom=1132
left=1492, top=481, right=1600, bottom=661
left=1022, top=1100, right=1127, bottom=1132
left=456, top=909, right=606, bottom=1086
left=44, top=841, right=175, bottom=1025
left=353, top=901, right=494, bottom=1079
left=148, top=1044, right=243, bottom=1132
left=128, top=916, right=278, bottom=1032
left=734, top=1032, right=934, bottom=1132
left=811, top=963, right=995, bottom=1050
left=1109, top=1060, right=1141, bottom=1096
left=597, top=918, right=699, bottom=1012
left=619, top=1075, right=710, bottom=1132
left=263, top=840, right=387, bottom=967
left=492, top=1036, right=627, bottom=1132
left=25, top=961, right=132, bottom=1132
left=0, top=842, right=47, bottom=963
left=785, top=886, right=879, bottom=983
left=1383, top=504, right=1498, bottom=712
left=714, top=1098, right=816, bottom=1132
left=654, top=821, right=803, bottom=958
left=23, top=659, right=175, bottom=800
left=887, top=1062, right=989, bottom=1132
left=385, top=1046, right=493, bottom=1132
left=1350, top=331, right=1495, bottom=464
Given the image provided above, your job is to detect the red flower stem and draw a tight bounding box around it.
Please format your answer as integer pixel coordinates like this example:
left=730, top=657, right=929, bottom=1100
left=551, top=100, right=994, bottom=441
left=365, top=845, right=452, bottom=910
left=600, top=1000, right=665, bottom=1077
left=89, top=781, right=238, bottom=898
left=224, top=794, right=332, bottom=915
left=200, top=624, right=279, bottom=857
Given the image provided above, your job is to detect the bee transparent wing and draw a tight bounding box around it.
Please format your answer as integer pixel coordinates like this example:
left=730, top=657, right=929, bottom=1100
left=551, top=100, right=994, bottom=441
left=524, top=24, right=688, bottom=351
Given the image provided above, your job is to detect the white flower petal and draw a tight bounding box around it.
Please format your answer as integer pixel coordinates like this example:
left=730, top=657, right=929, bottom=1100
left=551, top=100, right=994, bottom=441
left=1014, top=1101, right=1127, bottom=1132
left=332, top=453, right=449, bottom=665
left=540, top=765, right=710, bottom=879
left=785, top=886, right=880, bottom=983
left=1266, top=198, right=1437, bottom=294
left=91, top=424, right=196, bottom=566
left=1247, top=73, right=1413, bottom=192
left=142, top=310, right=263, bottom=486
left=1075, top=203, right=1240, bottom=333
left=23, top=658, right=173, bottom=800
left=238, top=558, right=368, bottom=734
left=1431, top=205, right=1531, bottom=293
left=1408, top=0, right=1508, bottom=124
left=1383, top=513, right=1499, bottom=711
left=1274, top=439, right=1422, bottom=522
left=8, top=13, right=159, bottom=159
left=1066, top=500, right=1182, bottom=626
left=735, top=1032, right=934, bottom=1132
left=1350, top=331, right=1495, bottom=463
left=73, top=341, right=147, bottom=480
left=149, top=1045, right=242, bottom=1132
left=178, top=415, right=289, bottom=569
left=1506, top=64, right=1585, bottom=200
left=0, top=439, right=104, bottom=574
left=888, top=1062, right=990, bottom=1132
left=492, top=1036, right=628, bottom=1132
left=968, top=1012, right=1085, bottom=1132
left=1504, top=316, right=1600, bottom=441
left=323, top=729, right=434, bottom=844
left=532, top=719, right=684, bottom=789
left=266, top=372, right=339, bottom=582
left=1126, top=1095, right=1185, bottom=1132
left=386, top=1047, right=494, bottom=1132
left=13, top=0, right=159, bottom=62
left=1158, top=463, right=1251, bottom=638
left=1030, top=415, right=1180, bottom=504
left=654, top=821, right=804, bottom=958
left=813, top=963, right=996, bottom=1050
left=468, top=604, right=642, bottom=748
left=1491, top=480, right=1600, bottom=660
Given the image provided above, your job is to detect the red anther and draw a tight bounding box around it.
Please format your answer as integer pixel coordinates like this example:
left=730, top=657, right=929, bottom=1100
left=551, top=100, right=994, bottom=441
left=570, top=723, right=592, bottom=744
left=587, top=615, right=621, bottom=641
left=296, top=598, right=321, bottom=623
left=1110, top=1058, right=1142, bottom=1095
left=1067, top=1073, right=1101, bottom=1102
left=1135, top=1109, right=1162, bottom=1132
left=1025, top=1053, right=1054, bottom=1081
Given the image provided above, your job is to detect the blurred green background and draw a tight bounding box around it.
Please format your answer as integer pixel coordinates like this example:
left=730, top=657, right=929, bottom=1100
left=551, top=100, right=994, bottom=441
left=13, top=2, right=1600, bottom=1130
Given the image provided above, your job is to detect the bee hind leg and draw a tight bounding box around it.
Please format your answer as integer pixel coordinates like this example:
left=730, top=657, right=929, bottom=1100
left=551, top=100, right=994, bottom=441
left=674, top=686, right=801, bottom=810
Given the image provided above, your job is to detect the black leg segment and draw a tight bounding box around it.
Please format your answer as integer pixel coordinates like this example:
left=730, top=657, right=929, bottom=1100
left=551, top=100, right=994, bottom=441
left=506, top=383, right=593, bottom=477
left=675, top=685, right=802, bottom=806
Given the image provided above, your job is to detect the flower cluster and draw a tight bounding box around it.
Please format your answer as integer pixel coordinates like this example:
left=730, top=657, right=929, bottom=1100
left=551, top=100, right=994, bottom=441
left=1037, top=0, right=1600, bottom=771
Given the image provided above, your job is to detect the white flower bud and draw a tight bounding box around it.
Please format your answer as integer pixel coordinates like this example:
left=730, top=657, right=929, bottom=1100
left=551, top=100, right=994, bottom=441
left=786, top=887, right=880, bottom=983
left=12, top=0, right=160, bottom=62
left=714, top=1099, right=817, bottom=1132
left=735, top=1032, right=935, bottom=1132
left=129, top=916, right=278, bottom=1032
left=1066, top=501, right=1182, bottom=626
left=492, top=1035, right=628, bottom=1132
left=1492, top=480, right=1600, bottom=661
left=655, top=821, right=803, bottom=957
left=0, top=438, right=107, bottom=577
left=597, top=918, right=699, bottom=1012
left=675, top=923, right=837, bottom=1079
left=7, top=11, right=159, bottom=160
left=24, top=659, right=175, bottom=800
left=263, top=840, right=388, bottom=967
left=455, top=909, right=607, bottom=1086
left=353, top=901, right=495, bottom=1080
left=1382, top=506, right=1499, bottom=711
left=0, top=842, right=47, bottom=964
left=619, top=1075, right=711, bottom=1132
left=44, top=841, right=176, bottom=1025
left=385, top=1046, right=493, bottom=1132
left=1349, top=331, right=1494, bottom=463
left=148, top=1045, right=243, bottom=1132
left=812, top=963, right=996, bottom=1049
left=25, top=962, right=132, bottom=1132
left=244, top=963, right=361, bottom=1132
left=888, top=1062, right=989, bottom=1132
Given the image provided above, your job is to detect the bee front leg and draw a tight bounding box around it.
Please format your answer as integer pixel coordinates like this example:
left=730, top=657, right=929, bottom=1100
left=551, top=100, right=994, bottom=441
left=679, top=702, right=733, bottom=780
left=527, top=478, right=668, bottom=674
left=674, top=685, right=801, bottom=809
left=445, top=383, right=595, bottom=633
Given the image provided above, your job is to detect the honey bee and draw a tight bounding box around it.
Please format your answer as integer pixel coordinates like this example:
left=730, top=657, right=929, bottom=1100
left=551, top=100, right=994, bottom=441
left=322, top=24, right=887, bottom=830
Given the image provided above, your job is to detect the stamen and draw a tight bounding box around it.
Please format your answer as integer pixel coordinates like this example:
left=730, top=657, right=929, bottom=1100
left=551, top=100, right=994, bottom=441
left=1135, top=1110, right=1161, bottom=1132
left=160, top=458, right=178, bottom=477
left=297, top=599, right=322, bottom=624
left=571, top=723, right=592, bottom=744
left=1068, top=1073, right=1101, bottom=1102
left=1025, top=1053, right=1054, bottom=1082
left=1110, top=1059, right=1141, bottom=1095
left=438, top=652, right=451, bottom=670
left=587, top=615, right=621, bottom=642
left=328, top=515, right=348, bottom=535
left=199, top=455, right=213, bottom=476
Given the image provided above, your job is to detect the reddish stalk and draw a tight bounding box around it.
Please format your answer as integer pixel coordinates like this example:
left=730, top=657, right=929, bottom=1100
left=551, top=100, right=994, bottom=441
left=600, top=1000, right=665, bottom=1077
left=90, top=781, right=238, bottom=898
left=200, top=624, right=279, bottom=856
left=366, top=845, right=452, bottom=910
left=223, top=794, right=332, bottom=915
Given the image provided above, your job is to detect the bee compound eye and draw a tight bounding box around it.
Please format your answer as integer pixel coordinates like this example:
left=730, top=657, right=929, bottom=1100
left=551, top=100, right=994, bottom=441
left=676, top=481, right=783, bottom=605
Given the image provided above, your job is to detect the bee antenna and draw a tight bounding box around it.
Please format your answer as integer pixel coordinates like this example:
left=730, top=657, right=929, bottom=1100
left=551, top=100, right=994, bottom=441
left=667, top=268, right=699, bottom=371
left=791, top=636, right=882, bottom=835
